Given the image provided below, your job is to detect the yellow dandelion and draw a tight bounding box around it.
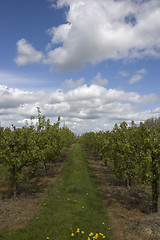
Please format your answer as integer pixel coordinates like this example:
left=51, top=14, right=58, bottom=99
left=102, top=222, right=105, bottom=224
left=82, top=205, right=85, bottom=208
left=46, top=237, right=49, bottom=240
left=36, top=217, right=39, bottom=220
left=81, top=231, right=85, bottom=234
left=88, top=237, right=91, bottom=240
left=93, top=233, right=99, bottom=239
left=77, top=228, right=80, bottom=233
left=68, top=198, right=70, bottom=200
left=103, top=236, right=106, bottom=238
left=89, top=232, right=94, bottom=236
left=86, top=193, right=88, bottom=195
left=71, top=233, right=74, bottom=237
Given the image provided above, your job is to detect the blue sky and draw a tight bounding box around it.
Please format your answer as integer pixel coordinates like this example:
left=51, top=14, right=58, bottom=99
left=0, top=0, right=160, bottom=133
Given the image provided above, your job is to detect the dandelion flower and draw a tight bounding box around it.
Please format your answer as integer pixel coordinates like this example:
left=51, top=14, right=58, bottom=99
left=93, top=233, right=99, bottom=239
left=82, top=205, right=85, bottom=208
left=102, top=222, right=104, bottom=225
left=81, top=231, right=85, bottom=234
left=71, top=233, right=74, bottom=237
left=89, top=232, right=94, bottom=236
left=77, top=228, right=80, bottom=233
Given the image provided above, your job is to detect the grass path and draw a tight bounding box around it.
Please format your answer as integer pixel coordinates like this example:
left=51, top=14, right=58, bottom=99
left=0, top=143, right=113, bottom=240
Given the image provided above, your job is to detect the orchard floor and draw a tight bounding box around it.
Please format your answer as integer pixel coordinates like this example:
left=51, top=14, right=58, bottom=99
left=0, top=143, right=113, bottom=240
left=0, top=152, right=68, bottom=230
left=0, top=145, right=160, bottom=239
left=85, top=148, right=160, bottom=240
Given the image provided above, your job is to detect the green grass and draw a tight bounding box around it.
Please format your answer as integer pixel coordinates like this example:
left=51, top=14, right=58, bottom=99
left=0, top=164, right=9, bottom=179
left=0, top=143, right=113, bottom=240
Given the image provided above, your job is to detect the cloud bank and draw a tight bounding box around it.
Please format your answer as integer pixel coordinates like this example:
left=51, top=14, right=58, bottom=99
left=0, top=83, right=159, bottom=133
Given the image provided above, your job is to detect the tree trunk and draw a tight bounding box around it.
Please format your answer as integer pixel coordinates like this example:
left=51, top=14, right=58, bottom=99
left=43, top=162, right=47, bottom=171
left=157, top=179, right=160, bottom=213
left=13, top=164, right=17, bottom=197
left=151, top=153, right=158, bottom=213
left=152, top=175, right=158, bottom=213
left=125, top=173, right=131, bottom=188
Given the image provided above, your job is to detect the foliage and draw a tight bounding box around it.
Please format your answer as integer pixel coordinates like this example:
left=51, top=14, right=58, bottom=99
left=80, top=118, right=160, bottom=212
left=0, top=108, right=76, bottom=195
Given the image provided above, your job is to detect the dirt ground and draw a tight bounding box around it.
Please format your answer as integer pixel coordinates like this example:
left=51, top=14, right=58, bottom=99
left=85, top=149, right=160, bottom=240
left=0, top=151, right=68, bottom=230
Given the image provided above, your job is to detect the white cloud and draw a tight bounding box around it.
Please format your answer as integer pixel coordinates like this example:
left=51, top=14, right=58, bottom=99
left=136, top=68, right=147, bottom=74
left=0, top=84, right=45, bottom=109
left=44, top=0, right=160, bottom=71
left=63, top=78, right=85, bottom=88
left=0, top=83, right=159, bottom=133
left=14, top=39, right=43, bottom=66
left=119, top=71, right=129, bottom=77
left=91, top=73, right=108, bottom=86
left=129, top=67, right=146, bottom=84
left=129, top=74, right=143, bottom=84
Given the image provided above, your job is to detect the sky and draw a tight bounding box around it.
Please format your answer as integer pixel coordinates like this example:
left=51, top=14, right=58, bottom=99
left=0, top=0, right=160, bottom=134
